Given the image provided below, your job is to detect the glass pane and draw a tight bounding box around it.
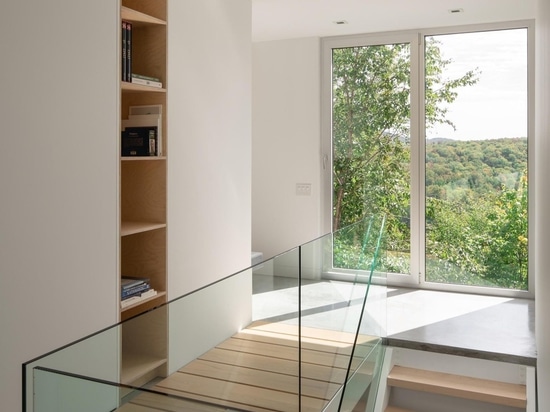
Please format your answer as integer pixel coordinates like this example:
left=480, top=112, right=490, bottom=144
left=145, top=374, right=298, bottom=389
left=338, top=341, right=385, bottom=412
left=34, top=368, right=118, bottom=412
left=425, top=29, right=528, bottom=289
left=332, top=43, right=411, bottom=276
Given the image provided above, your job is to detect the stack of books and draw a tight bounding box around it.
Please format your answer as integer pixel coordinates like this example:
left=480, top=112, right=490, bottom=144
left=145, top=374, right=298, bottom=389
left=121, top=104, right=163, bottom=157
left=121, top=276, right=157, bottom=309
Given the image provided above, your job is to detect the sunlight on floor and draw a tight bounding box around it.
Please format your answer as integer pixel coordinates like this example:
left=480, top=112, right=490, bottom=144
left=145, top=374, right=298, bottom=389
left=386, top=288, right=513, bottom=335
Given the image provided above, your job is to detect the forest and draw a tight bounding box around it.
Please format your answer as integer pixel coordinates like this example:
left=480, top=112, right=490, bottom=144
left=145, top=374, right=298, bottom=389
left=426, top=137, right=527, bottom=201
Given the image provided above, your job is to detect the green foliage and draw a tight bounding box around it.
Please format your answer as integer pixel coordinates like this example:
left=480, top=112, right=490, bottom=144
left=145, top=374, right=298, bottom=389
left=332, top=215, right=386, bottom=274
left=332, top=39, right=529, bottom=290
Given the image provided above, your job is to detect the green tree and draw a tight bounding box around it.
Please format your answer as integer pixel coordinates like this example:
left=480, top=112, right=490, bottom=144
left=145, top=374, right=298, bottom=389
left=332, top=39, right=479, bottom=269
left=484, top=172, right=528, bottom=287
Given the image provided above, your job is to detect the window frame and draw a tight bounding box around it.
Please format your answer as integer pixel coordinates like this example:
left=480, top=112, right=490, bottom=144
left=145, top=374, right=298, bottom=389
left=321, top=20, right=535, bottom=298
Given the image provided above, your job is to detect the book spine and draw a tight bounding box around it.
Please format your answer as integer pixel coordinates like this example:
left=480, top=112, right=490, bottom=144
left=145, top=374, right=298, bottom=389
left=148, top=129, right=156, bottom=156
left=126, top=22, right=132, bottom=84
left=122, top=21, right=127, bottom=81
left=121, top=279, right=148, bottom=290
left=122, top=284, right=150, bottom=298
left=121, top=282, right=149, bottom=296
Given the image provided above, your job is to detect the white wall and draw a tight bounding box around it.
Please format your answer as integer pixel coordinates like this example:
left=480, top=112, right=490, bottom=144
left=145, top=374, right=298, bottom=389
left=252, top=37, right=323, bottom=259
left=536, top=0, right=550, bottom=409
left=0, top=1, right=119, bottom=411
left=167, top=0, right=252, bottom=297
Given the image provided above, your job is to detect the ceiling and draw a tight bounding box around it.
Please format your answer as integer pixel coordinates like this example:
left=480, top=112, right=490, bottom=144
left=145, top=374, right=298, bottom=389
left=251, top=0, right=536, bottom=42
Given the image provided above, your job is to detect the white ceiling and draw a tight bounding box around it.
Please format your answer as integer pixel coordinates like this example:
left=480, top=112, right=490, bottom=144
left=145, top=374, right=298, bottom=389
left=252, top=0, right=536, bottom=42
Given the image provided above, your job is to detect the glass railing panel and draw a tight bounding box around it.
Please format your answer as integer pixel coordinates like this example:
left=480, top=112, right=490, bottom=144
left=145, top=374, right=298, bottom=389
left=23, top=323, right=121, bottom=412
left=325, top=341, right=385, bottom=412
left=33, top=366, right=243, bottom=412
left=25, top=217, right=387, bottom=412
left=251, top=246, right=301, bottom=411
left=34, top=367, right=118, bottom=412
left=314, top=215, right=387, bottom=411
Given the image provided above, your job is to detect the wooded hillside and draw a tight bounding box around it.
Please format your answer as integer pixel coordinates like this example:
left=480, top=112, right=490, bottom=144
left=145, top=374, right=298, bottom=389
left=426, top=137, right=527, bottom=200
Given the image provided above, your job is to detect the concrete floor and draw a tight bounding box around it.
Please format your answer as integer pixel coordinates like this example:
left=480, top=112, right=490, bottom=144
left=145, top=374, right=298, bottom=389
left=252, top=274, right=536, bottom=366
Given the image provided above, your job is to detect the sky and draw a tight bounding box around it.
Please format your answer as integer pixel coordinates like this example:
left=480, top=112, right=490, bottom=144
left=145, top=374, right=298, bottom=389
left=426, top=28, right=528, bottom=141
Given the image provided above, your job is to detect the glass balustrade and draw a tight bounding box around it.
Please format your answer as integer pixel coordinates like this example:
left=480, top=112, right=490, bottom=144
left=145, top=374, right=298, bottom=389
left=24, top=215, right=387, bottom=412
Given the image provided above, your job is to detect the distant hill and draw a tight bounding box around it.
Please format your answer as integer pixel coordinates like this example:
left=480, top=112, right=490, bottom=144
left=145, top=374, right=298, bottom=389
left=427, top=137, right=455, bottom=144
left=425, top=137, right=527, bottom=200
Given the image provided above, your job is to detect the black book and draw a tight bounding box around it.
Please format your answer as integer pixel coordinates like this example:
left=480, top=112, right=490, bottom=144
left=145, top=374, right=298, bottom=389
left=126, top=22, right=132, bottom=83
left=122, top=126, right=158, bottom=156
left=122, top=21, right=127, bottom=81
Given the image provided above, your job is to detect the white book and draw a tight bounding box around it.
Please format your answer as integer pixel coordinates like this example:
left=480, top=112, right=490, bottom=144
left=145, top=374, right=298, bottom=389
left=120, top=295, right=141, bottom=308
left=140, top=289, right=158, bottom=299
left=131, top=77, right=163, bottom=88
left=120, top=289, right=157, bottom=308
left=129, top=104, right=162, bottom=116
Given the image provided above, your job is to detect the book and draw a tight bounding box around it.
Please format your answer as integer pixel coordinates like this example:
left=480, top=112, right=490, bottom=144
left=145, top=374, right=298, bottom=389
left=126, top=21, right=132, bottom=83
left=131, top=77, right=163, bottom=88
left=121, top=276, right=150, bottom=290
left=123, top=106, right=163, bottom=156
left=132, top=73, right=161, bottom=82
left=121, top=126, right=158, bottom=156
left=122, top=21, right=127, bottom=81
left=129, top=104, right=163, bottom=116
left=120, top=289, right=158, bottom=309
left=122, top=283, right=150, bottom=299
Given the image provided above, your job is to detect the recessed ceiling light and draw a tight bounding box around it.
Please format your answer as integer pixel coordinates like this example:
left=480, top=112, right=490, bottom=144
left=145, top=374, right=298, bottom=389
left=449, top=8, right=464, bottom=14
left=333, top=20, right=348, bottom=25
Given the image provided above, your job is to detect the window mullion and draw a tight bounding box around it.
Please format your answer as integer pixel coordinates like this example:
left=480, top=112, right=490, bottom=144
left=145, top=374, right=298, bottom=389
left=409, top=32, right=424, bottom=285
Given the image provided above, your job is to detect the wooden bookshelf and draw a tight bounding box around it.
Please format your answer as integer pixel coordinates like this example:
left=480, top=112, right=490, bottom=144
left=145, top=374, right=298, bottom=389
left=120, top=0, right=168, bottom=385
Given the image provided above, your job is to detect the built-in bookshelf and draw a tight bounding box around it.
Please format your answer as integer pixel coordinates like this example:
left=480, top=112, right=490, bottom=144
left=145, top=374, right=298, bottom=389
left=120, top=0, right=167, bottom=385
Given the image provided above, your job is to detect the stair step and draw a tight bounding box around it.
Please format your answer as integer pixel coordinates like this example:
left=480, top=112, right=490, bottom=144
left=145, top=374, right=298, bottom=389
left=387, top=366, right=526, bottom=408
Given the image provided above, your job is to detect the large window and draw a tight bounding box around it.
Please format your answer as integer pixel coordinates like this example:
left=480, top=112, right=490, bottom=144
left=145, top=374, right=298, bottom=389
left=322, top=22, right=533, bottom=296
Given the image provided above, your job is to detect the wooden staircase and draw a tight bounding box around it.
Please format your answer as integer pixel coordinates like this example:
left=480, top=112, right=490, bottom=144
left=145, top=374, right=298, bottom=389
left=118, top=321, right=379, bottom=412
left=384, top=365, right=527, bottom=411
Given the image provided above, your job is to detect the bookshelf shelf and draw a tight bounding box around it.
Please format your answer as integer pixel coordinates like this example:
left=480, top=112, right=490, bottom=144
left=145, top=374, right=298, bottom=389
left=121, top=351, right=167, bottom=385
left=121, top=156, right=167, bottom=161
left=121, top=6, right=166, bottom=26
left=121, top=221, right=166, bottom=237
left=120, top=0, right=168, bottom=385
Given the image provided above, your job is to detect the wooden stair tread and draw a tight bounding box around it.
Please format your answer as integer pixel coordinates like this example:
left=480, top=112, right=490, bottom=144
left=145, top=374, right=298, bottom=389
left=387, top=366, right=526, bottom=408
left=247, top=320, right=376, bottom=345
left=217, top=336, right=364, bottom=369
left=176, top=359, right=341, bottom=400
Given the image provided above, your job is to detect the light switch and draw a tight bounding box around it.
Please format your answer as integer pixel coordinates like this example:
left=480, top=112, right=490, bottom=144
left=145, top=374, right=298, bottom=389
left=296, top=183, right=312, bottom=196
